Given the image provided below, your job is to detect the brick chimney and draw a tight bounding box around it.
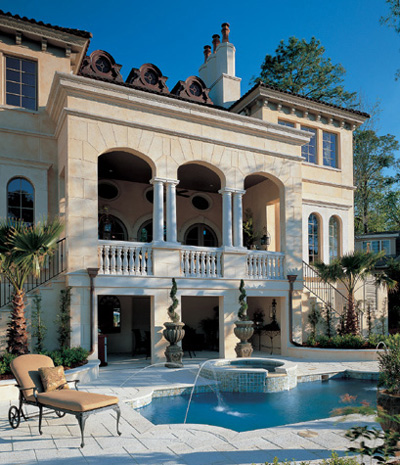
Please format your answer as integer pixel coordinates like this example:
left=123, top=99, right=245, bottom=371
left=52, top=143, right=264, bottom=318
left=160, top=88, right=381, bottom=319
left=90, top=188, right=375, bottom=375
left=199, top=23, right=241, bottom=108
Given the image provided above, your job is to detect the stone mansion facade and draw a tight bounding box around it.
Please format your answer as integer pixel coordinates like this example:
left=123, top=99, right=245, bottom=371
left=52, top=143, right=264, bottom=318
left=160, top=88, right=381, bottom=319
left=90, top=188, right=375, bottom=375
left=0, top=11, right=374, bottom=361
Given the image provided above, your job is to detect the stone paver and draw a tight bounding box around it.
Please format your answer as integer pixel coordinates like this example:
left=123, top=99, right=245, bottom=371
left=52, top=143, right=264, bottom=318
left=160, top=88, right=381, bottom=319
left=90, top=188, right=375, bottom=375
left=0, top=355, right=380, bottom=464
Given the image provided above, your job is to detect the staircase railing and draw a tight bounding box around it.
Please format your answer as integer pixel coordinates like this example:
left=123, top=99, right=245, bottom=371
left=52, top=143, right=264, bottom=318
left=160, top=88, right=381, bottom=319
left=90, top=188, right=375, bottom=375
left=0, top=238, right=66, bottom=308
left=302, top=260, right=349, bottom=317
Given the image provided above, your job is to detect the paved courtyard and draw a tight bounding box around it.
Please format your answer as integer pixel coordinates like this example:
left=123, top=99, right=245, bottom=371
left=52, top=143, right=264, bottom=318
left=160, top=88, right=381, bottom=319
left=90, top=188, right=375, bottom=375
left=0, top=354, right=380, bottom=465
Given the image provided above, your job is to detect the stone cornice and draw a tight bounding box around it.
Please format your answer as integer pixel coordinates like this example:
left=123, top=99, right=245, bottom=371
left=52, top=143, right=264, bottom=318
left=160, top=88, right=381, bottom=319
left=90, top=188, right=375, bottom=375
left=0, top=125, right=54, bottom=140
left=232, top=86, right=367, bottom=127
left=47, top=73, right=312, bottom=148
left=302, top=198, right=352, bottom=211
left=302, top=178, right=356, bottom=191
left=0, top=155, right=52, bottom=170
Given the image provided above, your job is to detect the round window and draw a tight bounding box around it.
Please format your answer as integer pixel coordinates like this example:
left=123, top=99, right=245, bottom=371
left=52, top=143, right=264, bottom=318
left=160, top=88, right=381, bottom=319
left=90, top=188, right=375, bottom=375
left=145, top=189, right=154, bottom=204
left=98, top=182, right=119, bottom=200
left=192, top=195, right=210, bottom=211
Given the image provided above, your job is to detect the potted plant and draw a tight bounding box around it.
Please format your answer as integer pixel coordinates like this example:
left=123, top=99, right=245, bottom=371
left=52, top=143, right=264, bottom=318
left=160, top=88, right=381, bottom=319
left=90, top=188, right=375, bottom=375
left=163, top=278, right=185, bottom=368
left=234, top=280, right=254, bottom=357
left=377, top=334, right=400, bottom=434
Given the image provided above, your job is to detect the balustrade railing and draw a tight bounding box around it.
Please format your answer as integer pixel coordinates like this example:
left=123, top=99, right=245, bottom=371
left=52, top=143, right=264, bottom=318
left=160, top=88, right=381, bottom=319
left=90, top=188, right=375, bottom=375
left=246, top=251, right=285, bottom=279
left=98, top=240, right=153, bottom=276
left=180, top=246, right=223, bottom=278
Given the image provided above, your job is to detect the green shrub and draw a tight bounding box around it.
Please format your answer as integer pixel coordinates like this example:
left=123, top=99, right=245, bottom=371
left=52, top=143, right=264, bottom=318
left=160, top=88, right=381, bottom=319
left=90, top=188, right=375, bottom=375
left=305, top=334, right=365, bottom=348
left=262, top=452, right=359, bottom=465
left=0, top=352, right=17, bottom=375
left=43, top=347, right=89, bottom=368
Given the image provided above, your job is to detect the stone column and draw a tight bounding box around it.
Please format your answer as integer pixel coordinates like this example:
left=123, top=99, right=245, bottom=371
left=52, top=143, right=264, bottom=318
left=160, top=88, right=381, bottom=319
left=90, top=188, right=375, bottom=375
left=219, top=188, right=233, bottom=248
left=151, top=178, right=164, bottom=243
left=165, top=179, right=179, bottom=243
left=233, top=190, right=245, bottom=248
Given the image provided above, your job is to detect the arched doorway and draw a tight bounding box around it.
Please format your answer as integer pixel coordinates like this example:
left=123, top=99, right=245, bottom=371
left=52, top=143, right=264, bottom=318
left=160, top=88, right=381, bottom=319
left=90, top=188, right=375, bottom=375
left=177, top=163, right=223, bottom=247
left=98, top=151, right=153, bottom=242
left=243, top=174, right=282, bottom=251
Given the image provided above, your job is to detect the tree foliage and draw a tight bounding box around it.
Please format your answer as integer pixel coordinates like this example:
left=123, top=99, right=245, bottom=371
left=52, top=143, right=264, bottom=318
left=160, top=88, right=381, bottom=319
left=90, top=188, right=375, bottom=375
left=0, top=218, right=63, bottom=354
left=254, top=36, right=357, bottom=107
left=313, top=251, right=397, bottom=335
left=353, top=129, right=400, bottom=234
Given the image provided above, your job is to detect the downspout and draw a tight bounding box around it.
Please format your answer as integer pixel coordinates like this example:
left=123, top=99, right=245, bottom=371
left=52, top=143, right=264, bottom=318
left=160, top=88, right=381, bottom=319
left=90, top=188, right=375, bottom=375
left=287, top=274, right=302, bottom=347
left=87, top=267, right=99, bottom=355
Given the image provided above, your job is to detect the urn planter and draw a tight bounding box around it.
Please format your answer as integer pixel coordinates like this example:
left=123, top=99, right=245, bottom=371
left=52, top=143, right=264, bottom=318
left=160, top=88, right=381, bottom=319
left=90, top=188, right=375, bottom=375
left=163, top=322, right=185, bottom=368
left=234, top=320, right=254, bottom=358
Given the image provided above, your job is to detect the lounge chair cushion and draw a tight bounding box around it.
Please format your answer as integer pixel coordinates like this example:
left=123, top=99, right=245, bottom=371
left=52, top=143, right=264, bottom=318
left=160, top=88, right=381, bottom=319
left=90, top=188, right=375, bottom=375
left=39, top=366, right=69, bottom=392
left=36, top=390, right=119, bottom=412
left=11, top=354, right=54, bottom=399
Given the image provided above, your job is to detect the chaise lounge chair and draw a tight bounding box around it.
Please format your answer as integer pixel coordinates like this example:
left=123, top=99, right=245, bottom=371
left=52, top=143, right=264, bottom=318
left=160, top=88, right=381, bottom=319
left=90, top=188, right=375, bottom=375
left=8, top=354, right=121, bottom=447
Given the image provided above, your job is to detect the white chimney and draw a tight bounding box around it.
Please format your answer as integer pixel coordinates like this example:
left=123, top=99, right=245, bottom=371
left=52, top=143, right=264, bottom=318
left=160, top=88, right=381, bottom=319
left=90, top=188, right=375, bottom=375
left=199, top=23, right=241, bottom=108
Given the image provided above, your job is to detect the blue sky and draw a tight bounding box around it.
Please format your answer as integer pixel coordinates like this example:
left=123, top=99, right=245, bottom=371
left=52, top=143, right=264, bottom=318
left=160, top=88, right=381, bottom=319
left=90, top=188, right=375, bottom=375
left=3, top=0, right=400, bottom=150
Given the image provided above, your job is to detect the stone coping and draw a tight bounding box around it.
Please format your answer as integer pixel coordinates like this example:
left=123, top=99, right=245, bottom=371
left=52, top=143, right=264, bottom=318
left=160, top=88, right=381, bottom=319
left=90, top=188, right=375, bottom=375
left=287, top=346, right=381, bottom=361
left=0, top=359, right=100, bottom=401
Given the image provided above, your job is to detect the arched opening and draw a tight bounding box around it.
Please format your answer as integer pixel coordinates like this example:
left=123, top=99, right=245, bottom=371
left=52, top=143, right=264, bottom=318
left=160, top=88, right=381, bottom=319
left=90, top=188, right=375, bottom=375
left=243, top=174, right=282, bottom=251
left=7, top=177, right=34, bottom=224
left=308, top=213, right=321, bottom=264
left=177, top=163, right=223, bottom=248
left=329, top=216, right=341, bottom=262
left=98, top=151, right=153, bottom=241
left=184, top=223, right=218, bottom=247
left=98, top=212, right=128, bottom=241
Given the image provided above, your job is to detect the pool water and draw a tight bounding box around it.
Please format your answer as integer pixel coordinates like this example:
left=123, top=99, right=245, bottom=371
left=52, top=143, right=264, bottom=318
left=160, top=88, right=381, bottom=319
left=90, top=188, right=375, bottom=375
left=138, top=378, right=377, bottom=432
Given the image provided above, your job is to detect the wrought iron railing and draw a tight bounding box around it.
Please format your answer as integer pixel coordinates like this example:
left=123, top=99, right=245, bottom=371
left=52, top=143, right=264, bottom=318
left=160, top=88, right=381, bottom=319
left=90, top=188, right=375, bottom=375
left=0, top=238, right=66, bottom=308
left=302, top=260, right=349, bottom=317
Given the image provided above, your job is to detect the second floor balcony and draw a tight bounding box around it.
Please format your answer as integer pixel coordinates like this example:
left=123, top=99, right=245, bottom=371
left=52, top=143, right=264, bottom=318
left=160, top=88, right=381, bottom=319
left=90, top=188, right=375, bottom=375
left=98, top=240, right=285, bottom=280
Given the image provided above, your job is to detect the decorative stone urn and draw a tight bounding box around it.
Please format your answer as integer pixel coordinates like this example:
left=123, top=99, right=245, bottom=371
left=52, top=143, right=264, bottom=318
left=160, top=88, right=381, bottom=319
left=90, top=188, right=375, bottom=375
left=163, top=321, right=185, bottom=368
left=377, top=389, right=400, bottom=434
left=234, top=320, right=254, bottom=358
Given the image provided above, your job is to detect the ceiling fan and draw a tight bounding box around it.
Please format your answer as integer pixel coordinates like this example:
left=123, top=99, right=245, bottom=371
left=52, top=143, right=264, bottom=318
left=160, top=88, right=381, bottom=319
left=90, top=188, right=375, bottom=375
left=176, top=189, right=190, bottom=198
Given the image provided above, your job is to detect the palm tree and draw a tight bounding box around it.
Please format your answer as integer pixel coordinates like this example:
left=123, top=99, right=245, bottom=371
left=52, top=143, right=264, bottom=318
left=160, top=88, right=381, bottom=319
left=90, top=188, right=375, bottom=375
left=0, top=218, right=63, bottom=354
left=313, top=251, right=396, bottom=335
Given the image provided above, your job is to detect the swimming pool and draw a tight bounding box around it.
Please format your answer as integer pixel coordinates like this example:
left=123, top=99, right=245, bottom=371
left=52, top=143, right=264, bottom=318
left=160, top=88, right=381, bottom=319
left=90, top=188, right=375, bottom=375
left=138, top=378, right=377, bottom=432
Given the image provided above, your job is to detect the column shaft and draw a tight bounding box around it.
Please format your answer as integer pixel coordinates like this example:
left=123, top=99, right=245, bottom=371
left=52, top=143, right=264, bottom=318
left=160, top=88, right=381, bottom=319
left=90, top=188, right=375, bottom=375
left=220, top=189, right=233, bottom=247
left=152, top=179, right=164, bottom=242
left=233, top=192, right=244, bottom=247
left=166, top=181, right=178, bottom=243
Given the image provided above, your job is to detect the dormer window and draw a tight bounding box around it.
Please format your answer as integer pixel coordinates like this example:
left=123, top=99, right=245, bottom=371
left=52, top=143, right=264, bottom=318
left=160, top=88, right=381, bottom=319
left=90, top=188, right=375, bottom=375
left=5, top=56, right=37, bottom=111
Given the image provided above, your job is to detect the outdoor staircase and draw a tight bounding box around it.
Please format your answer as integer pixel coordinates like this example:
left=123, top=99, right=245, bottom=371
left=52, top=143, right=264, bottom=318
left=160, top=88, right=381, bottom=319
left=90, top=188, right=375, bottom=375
left=302, top=260, right=349, bottom=318
left=0, top=238, right=66, bottom=308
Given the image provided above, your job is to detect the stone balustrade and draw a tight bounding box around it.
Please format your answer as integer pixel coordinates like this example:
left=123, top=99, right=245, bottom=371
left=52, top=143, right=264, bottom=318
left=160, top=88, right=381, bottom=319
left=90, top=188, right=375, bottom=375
left=98, top=240, right=153, bottom=275
left=246, top=251, right=285, bottom=280
left=180, top=246, right=223, bottom=278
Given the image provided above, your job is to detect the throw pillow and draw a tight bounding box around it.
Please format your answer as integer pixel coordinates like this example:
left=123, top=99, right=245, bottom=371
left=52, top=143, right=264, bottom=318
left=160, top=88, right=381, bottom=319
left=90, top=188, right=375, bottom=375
left=38, top=366, right=70, bottom=392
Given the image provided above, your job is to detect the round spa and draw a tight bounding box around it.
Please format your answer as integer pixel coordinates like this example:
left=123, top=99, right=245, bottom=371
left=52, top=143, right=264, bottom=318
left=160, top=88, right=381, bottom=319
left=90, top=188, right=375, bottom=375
left=199, top=358, right=298, bottom=393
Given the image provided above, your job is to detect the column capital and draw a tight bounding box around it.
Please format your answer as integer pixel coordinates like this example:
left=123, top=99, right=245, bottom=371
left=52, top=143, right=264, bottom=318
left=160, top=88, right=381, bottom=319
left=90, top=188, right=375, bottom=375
left=151, top=177, right=180, bottom=186
left=150, top=177, right=165, bottom=185
left=165, top=179, right=180, bottom=186
left=219, top=187, right=246, bottom=195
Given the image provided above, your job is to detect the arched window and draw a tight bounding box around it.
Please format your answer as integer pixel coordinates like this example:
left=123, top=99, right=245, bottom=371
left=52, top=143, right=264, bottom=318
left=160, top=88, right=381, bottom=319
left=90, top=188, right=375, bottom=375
left=7, top=177, right=34, bottom=224
left=184, top=223, right=218, bottom=247
left=329, top=216, right=340, bottom=262
left=308, top=214, right=320, bottom=264
left=98, top=213, right=127, bottom=241
left=137, top=220, right=153, bottom=243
